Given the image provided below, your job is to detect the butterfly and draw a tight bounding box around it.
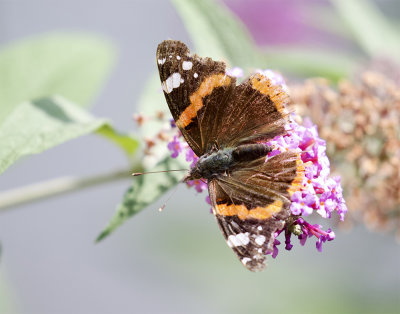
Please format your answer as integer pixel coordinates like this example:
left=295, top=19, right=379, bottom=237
left=156, top=40, right=303, bottom=271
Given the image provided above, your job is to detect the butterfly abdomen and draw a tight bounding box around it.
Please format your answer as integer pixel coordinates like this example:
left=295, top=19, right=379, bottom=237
left=232, top=144, right=272, bottom=162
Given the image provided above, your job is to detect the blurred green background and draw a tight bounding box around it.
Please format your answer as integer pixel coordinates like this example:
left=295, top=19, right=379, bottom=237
left=0, top=0, right=399, bottom=313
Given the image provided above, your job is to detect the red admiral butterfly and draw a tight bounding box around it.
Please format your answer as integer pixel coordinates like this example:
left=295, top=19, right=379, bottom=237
left=156, top=40, right=303, bottom=271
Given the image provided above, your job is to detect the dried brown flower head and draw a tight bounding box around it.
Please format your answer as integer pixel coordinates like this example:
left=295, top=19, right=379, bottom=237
left=290, top=62, right=400, bottom=239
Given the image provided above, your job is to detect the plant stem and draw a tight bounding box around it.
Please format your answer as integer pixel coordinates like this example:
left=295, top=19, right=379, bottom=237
left=0, top=168, right=133, bottom=212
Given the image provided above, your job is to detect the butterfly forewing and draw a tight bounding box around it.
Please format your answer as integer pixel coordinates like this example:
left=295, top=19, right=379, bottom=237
left=156, top=40, right=235, bottom=155
left=216, top=73, right=290, bottom=147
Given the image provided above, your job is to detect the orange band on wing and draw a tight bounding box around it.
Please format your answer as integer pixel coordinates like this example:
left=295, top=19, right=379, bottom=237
left=250, top=73, right=289, bottom=113
left=216, top=200, right=283, bottom=220
left=287, top=156, right=305, bottom=197
left=176, top=74, right=232, bottom=129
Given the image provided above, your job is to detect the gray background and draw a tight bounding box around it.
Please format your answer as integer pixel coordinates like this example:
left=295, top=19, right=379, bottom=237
left=0, top=1, right=399, bottom=313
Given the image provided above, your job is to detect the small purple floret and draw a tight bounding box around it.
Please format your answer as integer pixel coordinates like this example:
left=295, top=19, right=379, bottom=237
left=186, top=179, right=207, bottom=193
left=226, top=67, right=244, bottom=78
left=257, top=69, right=286, bottom=87
left=285, top=230, right=293, bottom=250
left=267, top=238, right=280, bottom=259
left=185, top=149, right=198, bottom=167
left=167, top=136, right=184, bottom=158
left=290, top=191, right=317, bottom=216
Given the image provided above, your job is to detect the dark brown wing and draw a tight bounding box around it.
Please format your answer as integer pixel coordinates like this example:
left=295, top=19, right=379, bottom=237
left=214, top=73, right=290, bottom=147
left=208, top=151, right=304, bottom=271
left=156, top=40, right=236, bottom=156
left=197, top=71, right=290, bottom=152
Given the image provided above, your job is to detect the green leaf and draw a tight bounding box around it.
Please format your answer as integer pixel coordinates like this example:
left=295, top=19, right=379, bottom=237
left=0, top=32, right=116, bottom=124
left=0, top=96, right=138, bottom=175
left=97, top=74, right=182, bottom=241
left=97, top=125, right=139, bottom=156
left=331, top=0, right=400, bottom=61
left=171, top=0, right=260, bottom=68
left=258, top=47, right=357, bottom=81
left=96, top=157, right=185, bottom=241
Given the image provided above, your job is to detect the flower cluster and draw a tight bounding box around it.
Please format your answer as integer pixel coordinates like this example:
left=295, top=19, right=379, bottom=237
left=267, top=119, right=347, bottom=221
left=167, top=69, right=347, bottom=257
left=264, top=117, right=346, bottom=257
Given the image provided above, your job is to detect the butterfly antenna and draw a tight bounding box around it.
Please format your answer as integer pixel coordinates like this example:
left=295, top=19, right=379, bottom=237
left=132, top=169, right=187, bottom=176
left=158, top=183, right=181, bottom=212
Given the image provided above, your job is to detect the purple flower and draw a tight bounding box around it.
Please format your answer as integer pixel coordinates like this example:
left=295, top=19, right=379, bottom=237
left=317, top=198, right=336, bottom=218
left=316, top=237, right=325, bottom=252
left=305, top=163, right=318, bottom=180
left=185, top=148, right=198, bottom=168
left=337, top=202, right=348, bottom=221
left=261, top=116, right=346, bottom=257
left=266, top=238, right=281, bottom=259
left=186, top=179, right=207, bottom=193
left=290, top=218, right=336, bottom=253
left=226, top=67, right=244, bottom=78
left=298, top=232, right=309, bottom=246
left=315, top=229, right=335, bottom=252
left=257, top=69, right=287, bottom=88
left=331, top=177, right=345, bottom=203
left=290, top=191, right=317, bottom=216
left=285, top=230, right=293, bottom=250
left=167, top=136, right=184, bottom=158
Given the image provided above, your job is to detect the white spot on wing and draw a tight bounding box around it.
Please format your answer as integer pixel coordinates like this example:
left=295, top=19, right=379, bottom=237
left=241, top=257, right=251, bottom=265
left=157, top=58, right=166, bottom=65
left=176, top=56, right=181, bottom=60
left=227, top=232, right=250, bottom=247
left=257, top=226, right=263, bottom=231
left=162, top=72, right=182, bottom=93
left=255, top=235, right=266, bottom=246
left=194, top=72, right=198, bottom=78
left=258, top=248, right=263, bottom=253
left=182, top=61, right=193, bottom=70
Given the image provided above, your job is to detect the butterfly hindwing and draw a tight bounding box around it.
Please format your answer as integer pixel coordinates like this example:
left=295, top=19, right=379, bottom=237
left=209, top=180, right=286, bottom=272
left=209, top=151, right=303, bottom=271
